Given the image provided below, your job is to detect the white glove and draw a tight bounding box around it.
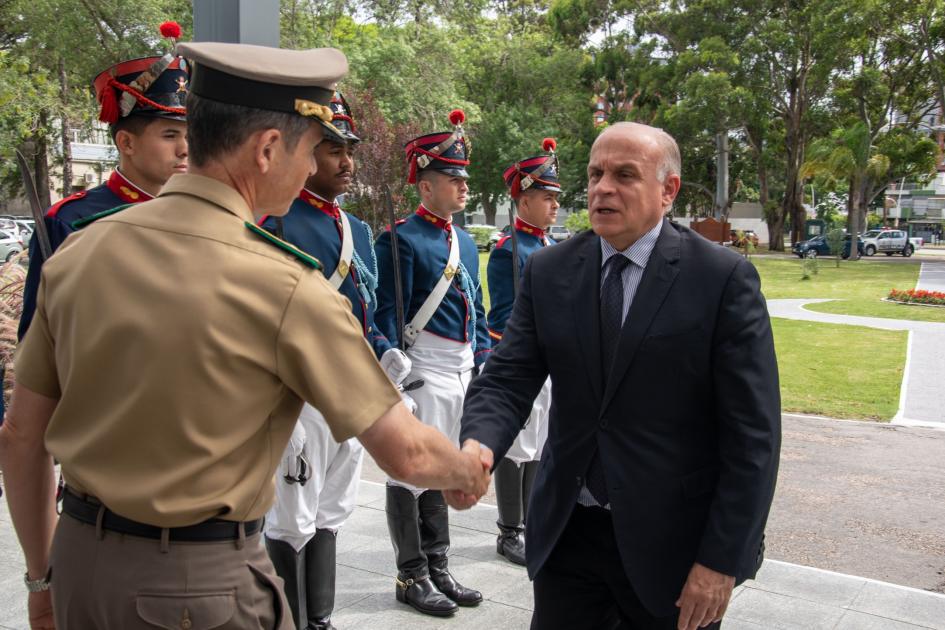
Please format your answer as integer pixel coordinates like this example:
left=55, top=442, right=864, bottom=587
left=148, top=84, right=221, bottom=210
left=400, top=391, right=418, bottom=415
left=282, top=421, right=308, bottom=483
left=380, top=348, right=412, bottom=386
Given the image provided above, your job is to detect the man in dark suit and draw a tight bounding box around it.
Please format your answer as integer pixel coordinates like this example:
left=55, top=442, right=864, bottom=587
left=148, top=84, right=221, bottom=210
left=458, top=122, right=781, bottom=630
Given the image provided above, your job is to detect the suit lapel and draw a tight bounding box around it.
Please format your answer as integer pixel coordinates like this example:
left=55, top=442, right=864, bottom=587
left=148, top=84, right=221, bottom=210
left=573, top=233, right=603, bottom=402
left=602, top=221, right=681, bottom=411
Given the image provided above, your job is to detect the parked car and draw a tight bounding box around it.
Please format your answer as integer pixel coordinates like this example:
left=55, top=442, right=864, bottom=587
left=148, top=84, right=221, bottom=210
left=0, top=231, right=24, bottom=262
left=860, top=229, right=917, bottom=257
left=793, top=235, right=864, bottom=259
left=548, top=225, right=572, bottom=242
left=463, top=223, right=499, bottom=252
left=729, top=229, right=759, bottom=248
left=12, top=218, right=34, bottom=240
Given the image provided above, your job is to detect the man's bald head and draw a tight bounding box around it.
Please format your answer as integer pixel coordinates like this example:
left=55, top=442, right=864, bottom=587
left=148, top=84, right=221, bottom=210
left=586, top=121, right=682, bottom=250
left=593, top=122, right=681, bottom=183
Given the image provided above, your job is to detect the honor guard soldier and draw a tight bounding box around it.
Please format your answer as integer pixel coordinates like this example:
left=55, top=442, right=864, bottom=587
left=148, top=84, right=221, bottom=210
left=0, top=43, right=490, bottom=629
left=260, top=92, right=409, bottom=630
left=18, top=21, right=189, bottom=340
left=486, top=139, right=562, bottom=566
left=374, top=109, right=492, bottom=617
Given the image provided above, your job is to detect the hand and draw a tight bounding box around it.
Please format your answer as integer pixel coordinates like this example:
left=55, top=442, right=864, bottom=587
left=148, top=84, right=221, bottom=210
left=28, top=590, right=55, bottom=629
left=380, top=349, right=412, bottom=386
left=675, top=563, right=735, bottom=630
left=444, top=440, right=492, bottom=509
left=400, top=391, right=418, bottom=415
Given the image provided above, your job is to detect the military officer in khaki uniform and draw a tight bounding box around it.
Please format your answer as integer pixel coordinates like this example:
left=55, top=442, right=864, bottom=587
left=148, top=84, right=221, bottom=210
left=0, top=42, right=490, bottom=630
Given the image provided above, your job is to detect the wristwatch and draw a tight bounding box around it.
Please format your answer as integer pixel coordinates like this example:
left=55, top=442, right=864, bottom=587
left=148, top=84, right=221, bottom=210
left=23, top=568, right=51, bottom=592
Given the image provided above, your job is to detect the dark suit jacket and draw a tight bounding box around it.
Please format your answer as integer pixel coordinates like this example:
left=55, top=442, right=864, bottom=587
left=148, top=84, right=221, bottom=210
left=460, top=220, right=781, bottom=616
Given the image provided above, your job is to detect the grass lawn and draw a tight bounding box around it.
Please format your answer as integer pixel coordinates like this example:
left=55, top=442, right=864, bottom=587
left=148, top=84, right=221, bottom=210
left=750, top=257, right=945, bottom=323
left=771, top=318, right=907, bottom=421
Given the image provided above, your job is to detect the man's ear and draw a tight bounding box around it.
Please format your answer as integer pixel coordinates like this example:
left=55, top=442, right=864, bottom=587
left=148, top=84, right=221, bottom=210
left=114, top=129, right=135, bottom=156
left=254, top=128, right=283, bottom=174
left=662, top=173, right=682, bottom=205
left=416, top=178, right=429, bottom=198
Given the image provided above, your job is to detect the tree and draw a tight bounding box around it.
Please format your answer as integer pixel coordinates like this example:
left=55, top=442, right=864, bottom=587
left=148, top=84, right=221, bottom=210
left=826, top=227, right=845, bottom=267
left=0, top=0, right=192, bottom=203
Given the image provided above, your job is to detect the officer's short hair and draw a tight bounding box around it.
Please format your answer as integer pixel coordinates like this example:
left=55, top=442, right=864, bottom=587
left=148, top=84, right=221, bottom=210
left=186, top=92, right=313, bottom=168
left=110, top=115, right=157, bottom=142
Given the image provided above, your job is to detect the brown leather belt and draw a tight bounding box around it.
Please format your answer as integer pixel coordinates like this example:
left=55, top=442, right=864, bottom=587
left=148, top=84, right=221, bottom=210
left=62, top=489, right=263, bottom=542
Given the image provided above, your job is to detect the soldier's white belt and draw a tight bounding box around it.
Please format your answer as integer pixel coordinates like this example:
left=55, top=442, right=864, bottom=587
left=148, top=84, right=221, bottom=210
left=403, top=228, right=460, bottom=348
left=328, top=210, right=354, bottom=290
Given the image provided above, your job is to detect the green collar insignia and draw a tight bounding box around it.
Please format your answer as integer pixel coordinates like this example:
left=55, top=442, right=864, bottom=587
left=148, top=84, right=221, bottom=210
left=71, top=204, right=134, bottom=230
left=245, top=222, right=323, bottom=270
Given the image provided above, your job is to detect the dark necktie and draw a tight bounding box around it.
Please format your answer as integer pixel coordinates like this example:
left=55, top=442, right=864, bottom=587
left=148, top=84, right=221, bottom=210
left=586, top=254, right=631, bottom=506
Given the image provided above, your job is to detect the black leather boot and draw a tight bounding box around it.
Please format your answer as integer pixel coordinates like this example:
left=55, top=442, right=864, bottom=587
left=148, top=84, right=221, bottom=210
left=302, top=528, right=337, bottom=630
left=419, top=490, right=482, bottom=606
left=386, top=484, right=457, bottom=617
left=265, top=536, right=303, bottom=630
left=494, top=458, right=526, bottom=566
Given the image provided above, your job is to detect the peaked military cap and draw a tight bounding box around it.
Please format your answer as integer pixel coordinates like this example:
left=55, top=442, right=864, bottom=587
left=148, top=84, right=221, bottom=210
left=93, top=21, right=188, bottom=125
left=405, top=109, right=470, bottom=183
left=176, top=41, right=347, bottom=139
left=503, top=138, right=561, bottom=199
left=324, top=91, right=360, bottom=144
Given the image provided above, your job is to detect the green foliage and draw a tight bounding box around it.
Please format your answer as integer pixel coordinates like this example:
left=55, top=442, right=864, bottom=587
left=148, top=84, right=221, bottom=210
left=465, top=226, right=494, bottom=249
left=825, top=228, right=845, bottom=267
left=801, top=257, right=819, bottom=280
left=565, top=209, right=591, bottom=233
left=815, top=192, right=847, bottom=229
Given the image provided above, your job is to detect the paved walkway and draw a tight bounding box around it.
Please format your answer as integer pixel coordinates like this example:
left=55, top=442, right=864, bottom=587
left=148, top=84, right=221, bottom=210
left=917, top=261, right=945, bottom=292
left=767, top=263, right=945, bottom=428
left=2, top=480, right=945, bottom=629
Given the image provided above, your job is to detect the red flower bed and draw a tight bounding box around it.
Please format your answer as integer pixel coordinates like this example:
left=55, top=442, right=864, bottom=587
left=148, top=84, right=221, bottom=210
left=888, top=288, right=945, bottom=305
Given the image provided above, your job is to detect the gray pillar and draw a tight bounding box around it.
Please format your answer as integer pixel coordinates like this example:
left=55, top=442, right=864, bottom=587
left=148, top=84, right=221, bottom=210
left=192, top=0, right=280, bottom=46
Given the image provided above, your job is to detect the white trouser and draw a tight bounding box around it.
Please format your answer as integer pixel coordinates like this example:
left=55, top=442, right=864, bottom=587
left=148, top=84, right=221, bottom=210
left=389, top=331, right=475, bottom=496
left=265, top=403, right=364, bottom=552
left=503, top=378, right=552, bottom=464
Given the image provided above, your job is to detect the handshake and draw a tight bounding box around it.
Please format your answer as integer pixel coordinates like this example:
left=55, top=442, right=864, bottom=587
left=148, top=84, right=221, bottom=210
left=444, top=439, right=494, bottom=510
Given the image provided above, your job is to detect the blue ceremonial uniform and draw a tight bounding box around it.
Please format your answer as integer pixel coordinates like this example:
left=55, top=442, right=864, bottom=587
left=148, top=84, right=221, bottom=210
left=260, top=190, right=391, bottom=358
left=18, top=170, right=150, bottom=341
left=374, top=206, right=491, bottom=365
left=486, top=218, right=553, bottom=344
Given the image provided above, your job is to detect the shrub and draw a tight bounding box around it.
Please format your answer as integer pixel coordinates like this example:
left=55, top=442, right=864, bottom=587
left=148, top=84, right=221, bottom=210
left=887, top=288, right=945, bottom=306
left=565, top=210, right=591, bottom=233
left=801, top=257, right=819, bottom=280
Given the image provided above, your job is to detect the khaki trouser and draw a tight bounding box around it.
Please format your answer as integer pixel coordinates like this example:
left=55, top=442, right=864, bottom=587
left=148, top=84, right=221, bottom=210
left=50, top=512, right=294, bottom=630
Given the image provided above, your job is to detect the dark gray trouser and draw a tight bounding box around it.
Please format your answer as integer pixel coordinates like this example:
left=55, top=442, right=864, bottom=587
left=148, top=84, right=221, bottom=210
left=50, top=512, right=294, bottom=629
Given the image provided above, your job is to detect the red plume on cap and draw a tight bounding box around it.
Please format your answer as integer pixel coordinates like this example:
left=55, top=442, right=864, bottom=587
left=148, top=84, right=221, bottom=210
left=98, top=85, right=120, bottom=125
left=159, top=21, right=182, bottom=39
left=542, top=137, right=557, bottom=152
left=448, top=109, right=466, bottom=125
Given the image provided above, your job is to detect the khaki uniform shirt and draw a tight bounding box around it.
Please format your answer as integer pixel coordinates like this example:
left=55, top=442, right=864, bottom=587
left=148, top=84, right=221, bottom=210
left=15, top=173, right=401, bottom=527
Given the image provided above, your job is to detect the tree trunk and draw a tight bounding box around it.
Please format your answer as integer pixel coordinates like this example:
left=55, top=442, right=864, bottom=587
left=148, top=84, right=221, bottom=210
left=766, top=210, right=785, bottom=253
left=846, top=177, right=862, bottom=260
left=783, top=117, right=806, bottom=246
left=33, top=111, right=52, bottom=208
left=59, top=57, right=73, bottom=197
left=481, top=194, right=498, bottom=226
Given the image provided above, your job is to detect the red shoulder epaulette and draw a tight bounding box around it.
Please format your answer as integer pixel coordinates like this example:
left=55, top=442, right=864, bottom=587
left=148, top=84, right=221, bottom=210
left=496, top=235, right=512, bottom=249
left=46, top=190, right=89, bottom=219
left=385, top=218, right=408, bottom=232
